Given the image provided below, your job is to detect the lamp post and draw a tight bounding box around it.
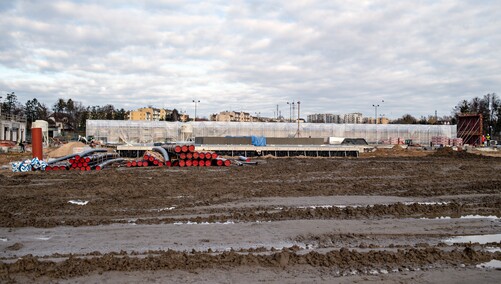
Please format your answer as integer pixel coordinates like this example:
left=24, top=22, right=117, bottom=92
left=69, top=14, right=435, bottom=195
left=287, top=101, right=296, bottom=122
left=254, top=112, right=260, bottom=122
left=372, top=104, right=380, bottom=145
left=192, top=100, right=200, bottom=121
left=372, top=100, right=384, bottom=145
left=296, top=101, right=301, bottom=137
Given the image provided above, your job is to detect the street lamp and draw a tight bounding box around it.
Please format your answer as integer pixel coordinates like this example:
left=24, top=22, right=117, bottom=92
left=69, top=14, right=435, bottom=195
left=372, top=100, right=384, bottom=145
left=296, top=101, right=301, bottom=137
left=254, top=112, right=260, bottom=122
left=287, top=101, right=295, bottom=122
left=192, top=100, right=200, bottom=121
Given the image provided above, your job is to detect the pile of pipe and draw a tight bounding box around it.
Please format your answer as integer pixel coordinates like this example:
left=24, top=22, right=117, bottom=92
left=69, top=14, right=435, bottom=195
left=126, top=147, right=170, bottom=168
left=162, top=144, right=230, bottom=167
left=45, top=149, right=123, bottom=171
left=11, top=157, right=48, bottom=172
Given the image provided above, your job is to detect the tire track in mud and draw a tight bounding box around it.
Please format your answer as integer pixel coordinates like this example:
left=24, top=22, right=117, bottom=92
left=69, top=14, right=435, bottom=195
left=1, top=202, right=500, bottom=227
left=1, top=247, right=499, bottom=280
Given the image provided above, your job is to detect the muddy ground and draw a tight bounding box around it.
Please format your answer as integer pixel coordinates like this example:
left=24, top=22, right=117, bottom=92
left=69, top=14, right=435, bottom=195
left=1, top=148, right=501, bottom=283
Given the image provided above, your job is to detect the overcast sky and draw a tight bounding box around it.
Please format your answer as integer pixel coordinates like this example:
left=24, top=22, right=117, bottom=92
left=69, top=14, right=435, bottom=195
left=1, top=0, right=500, bottom=119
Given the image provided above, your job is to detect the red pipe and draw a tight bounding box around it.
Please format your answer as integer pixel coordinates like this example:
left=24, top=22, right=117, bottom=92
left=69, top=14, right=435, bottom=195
left=31, top=127, right=43, bottom=160
left=185, top=159, right=193, bottom=167
left=188, top=145, right=195, bottom=152
left=211, top=153, right=218, bottom=160
left=165, top=161, right=171, bottom=167
left=181, top=145, right=188, bottom=152
left=205, top=160, right=211, bottom=167
left=193, top=152, right=199, bottom=159
left=179, top=160, right=186, bottom=167
left=187, top=153, right=193, bottom=159
left=205, top=153, right=211, bottom=159
left=179, top=153, right=186, bottom=160
left=193, top=160, right=199, bottom=167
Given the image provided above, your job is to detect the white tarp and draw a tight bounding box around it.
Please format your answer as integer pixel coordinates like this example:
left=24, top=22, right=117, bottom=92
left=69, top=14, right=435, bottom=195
left=86, top=120, right=457, bottom=145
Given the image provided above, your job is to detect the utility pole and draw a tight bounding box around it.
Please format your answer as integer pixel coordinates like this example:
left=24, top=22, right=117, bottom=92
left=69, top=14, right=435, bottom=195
left=276, top=104, right=279, bottom=120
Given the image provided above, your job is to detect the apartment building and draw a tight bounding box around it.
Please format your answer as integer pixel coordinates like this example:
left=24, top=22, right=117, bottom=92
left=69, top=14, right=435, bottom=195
left=210, top=111, right=253, bottom=122
left=128, top=107, right=171, bottom=121
left=343, top=112, right=363, bottom=124
left=307, top=113, right=342, bottom=123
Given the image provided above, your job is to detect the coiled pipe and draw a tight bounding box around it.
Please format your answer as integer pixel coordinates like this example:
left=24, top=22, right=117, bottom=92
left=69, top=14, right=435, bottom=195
left=95, top=158, right=125, bottom=171
left=152, top=146, right=170, bottom=162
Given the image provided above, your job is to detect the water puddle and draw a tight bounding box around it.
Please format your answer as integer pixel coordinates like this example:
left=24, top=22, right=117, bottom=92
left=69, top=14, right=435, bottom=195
left=444, top=234, right=501, bottom=244
left=476, top=260, right=501, bottom=269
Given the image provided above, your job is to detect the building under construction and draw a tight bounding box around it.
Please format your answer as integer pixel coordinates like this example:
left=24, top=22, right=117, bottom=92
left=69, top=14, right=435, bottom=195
left=457, top=114, right=483, bottom=145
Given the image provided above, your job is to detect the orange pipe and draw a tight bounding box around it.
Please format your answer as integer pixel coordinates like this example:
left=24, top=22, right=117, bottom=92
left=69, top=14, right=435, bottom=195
left=31, top=127, right=43, bottom=160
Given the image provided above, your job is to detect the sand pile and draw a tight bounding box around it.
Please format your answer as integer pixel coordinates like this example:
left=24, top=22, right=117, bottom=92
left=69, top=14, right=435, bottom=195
left=47, top=142, right=87, bottom=158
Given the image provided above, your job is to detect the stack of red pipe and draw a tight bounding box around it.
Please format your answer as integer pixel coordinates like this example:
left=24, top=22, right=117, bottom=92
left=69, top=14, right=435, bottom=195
left=126, top=150, right=169, bottom=168
left=45, top=153, right=119, bottom=171
left=162, top=144, right=229, bottom=167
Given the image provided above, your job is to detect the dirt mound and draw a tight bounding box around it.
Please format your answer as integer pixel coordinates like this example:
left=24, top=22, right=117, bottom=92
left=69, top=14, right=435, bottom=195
left=432, top=147, right=478, bottom=159
left=46, top=142, right=87, bottom=158
left=362, top=145, right=428, bottom=158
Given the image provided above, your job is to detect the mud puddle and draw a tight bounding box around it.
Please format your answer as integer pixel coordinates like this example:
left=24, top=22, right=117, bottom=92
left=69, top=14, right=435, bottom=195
left=444, top=234, right=501, bottom=245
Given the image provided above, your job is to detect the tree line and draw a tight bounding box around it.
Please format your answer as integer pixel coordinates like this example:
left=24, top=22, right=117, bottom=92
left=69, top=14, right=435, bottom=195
left=1, top=92, right=499, bottom=136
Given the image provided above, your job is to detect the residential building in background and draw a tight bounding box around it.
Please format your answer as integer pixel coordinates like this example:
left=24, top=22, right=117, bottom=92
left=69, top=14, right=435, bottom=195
left=210, top=111, right=254, bottom=122
left=343, top=112, right=363, bottom=124
left=307, top=113, right=342, bottom=123
left=128, top=107, right=171, bottom=121
left=364, top=116, right=390, bottom=124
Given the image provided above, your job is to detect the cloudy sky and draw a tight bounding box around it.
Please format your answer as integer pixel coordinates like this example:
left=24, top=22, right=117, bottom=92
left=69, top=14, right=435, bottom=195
left=1, top=0, right=500, bottom=120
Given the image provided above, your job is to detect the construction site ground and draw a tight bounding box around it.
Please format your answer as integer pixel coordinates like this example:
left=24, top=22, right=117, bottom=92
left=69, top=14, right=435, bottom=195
left=1, top=147, right=501, bottom=283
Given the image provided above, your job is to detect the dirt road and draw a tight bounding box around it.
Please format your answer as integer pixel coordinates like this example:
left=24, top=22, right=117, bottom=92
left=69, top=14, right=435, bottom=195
left=1, top=149, right=501, bottom=283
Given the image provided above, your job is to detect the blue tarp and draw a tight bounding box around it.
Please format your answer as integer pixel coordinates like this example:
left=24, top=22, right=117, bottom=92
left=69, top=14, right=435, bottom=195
left=251, top=136, right=266, bottom=146
left=225, top=136, right=266, bottom=146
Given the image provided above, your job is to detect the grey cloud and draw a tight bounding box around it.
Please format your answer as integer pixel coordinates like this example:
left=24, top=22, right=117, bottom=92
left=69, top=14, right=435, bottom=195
left=0, top=0, right=500, bottom=119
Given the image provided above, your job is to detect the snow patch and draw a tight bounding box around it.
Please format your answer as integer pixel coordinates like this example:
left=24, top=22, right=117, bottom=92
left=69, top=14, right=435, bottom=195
left=35, top=237, right=51, bottom=241
left=404, top=202, right=449, bottom=206
left=460, top=215, right=500, bottom=220
left=0, top=238, right=8, bottom=242
left=68, top=200, right=89, bottom=206
left=174, top=221, right=235, bottom=225
left=476, top=260, right=501, bottom=269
